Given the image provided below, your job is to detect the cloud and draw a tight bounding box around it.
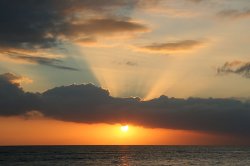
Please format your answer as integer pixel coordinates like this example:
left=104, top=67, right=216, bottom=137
left=0, top=0, right=150, bottom=70
left=63, top=18, right=148, bottom=38
left=0, top=73, right=40, bottom=116
left=0, top=73, right=33, bottom=85
left=0, top=73, right=32, bottom=86
left=115, top=60, right=138, bottom=67
left=217, top=61, right=250, bottom=78
left=5, top=51, right=79, bottom=71
left=0, top=0, right=150, bottom=51
left=217, top=9, right=250, bottom=19
left=126, top=61, right=138, bottom=66
left=1, top=72, right=250, bottom=137
left=139, top=40, right=204, bottom=53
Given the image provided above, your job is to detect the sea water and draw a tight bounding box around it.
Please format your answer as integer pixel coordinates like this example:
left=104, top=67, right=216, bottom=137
left=1, top=146, right=250, bottom=166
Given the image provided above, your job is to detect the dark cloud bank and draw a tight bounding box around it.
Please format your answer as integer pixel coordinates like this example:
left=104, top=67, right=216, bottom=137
left=1, top=73, right=250, bottom=138
left=0, top=0, right=150, bottom=70
left=0, top=0, right=150, bottom=50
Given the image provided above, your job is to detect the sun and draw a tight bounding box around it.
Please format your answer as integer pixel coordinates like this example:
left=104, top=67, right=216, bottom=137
left=120, top=125, right=129, bottom=132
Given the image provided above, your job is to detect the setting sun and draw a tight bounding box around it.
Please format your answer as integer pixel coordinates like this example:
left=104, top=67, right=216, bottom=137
left=120, top=125, right=129, bottom=132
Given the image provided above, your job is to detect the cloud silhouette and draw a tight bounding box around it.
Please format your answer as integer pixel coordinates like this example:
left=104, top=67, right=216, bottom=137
left=217, top=61, right=250, bottom=78
left=0, top=73, right=40, bottom=116
left=1, top=73, right=250, bottom=137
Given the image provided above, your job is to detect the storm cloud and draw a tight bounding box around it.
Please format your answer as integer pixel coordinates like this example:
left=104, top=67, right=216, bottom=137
left=1, top=73, right=250, bottom=137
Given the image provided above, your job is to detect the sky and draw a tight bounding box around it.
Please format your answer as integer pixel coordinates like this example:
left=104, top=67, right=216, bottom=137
left=1, top=0, right=250, bottom=145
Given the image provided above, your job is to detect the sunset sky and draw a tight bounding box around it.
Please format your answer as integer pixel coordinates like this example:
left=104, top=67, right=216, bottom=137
left=1, top=0, right=250, bottom=145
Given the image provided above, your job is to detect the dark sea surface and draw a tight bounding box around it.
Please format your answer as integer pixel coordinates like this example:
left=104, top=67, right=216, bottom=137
left=1, top=146, right=250, bottom=166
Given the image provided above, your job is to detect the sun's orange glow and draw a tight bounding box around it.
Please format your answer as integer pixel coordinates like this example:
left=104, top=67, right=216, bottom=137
left=0, top=117, right=247, bottom=145
left=120, top=125, right=129, bottom=132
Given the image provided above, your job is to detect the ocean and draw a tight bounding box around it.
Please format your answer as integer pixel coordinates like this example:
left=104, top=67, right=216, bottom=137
left=1, top=146, right=250, bottom=166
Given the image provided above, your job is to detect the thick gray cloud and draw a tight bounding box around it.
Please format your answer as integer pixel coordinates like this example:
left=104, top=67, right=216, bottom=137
left=1, top=73, right=250, bottom=138
left=217, top=61, right=250, bottom=78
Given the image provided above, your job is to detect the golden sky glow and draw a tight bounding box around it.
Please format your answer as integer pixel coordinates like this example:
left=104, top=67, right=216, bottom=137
left=0, top=117, right=247, bottom=145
